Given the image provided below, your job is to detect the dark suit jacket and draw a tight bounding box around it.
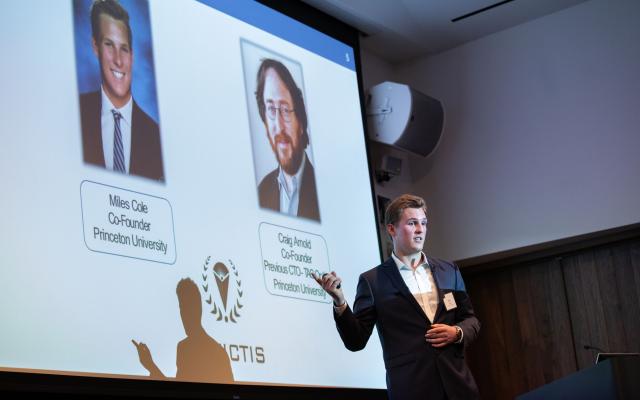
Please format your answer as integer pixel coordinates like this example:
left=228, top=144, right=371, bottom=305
left=335, top=257, right=480, bottom=400
left=80, top=91, right=164, bottom=182
left=257, top=156, right=320, bottom=221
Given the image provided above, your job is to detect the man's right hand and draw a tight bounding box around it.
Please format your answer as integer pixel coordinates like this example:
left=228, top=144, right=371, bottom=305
left=312, top=271, right=346, bottom=306
left=131, top=339, right=164, bottom=378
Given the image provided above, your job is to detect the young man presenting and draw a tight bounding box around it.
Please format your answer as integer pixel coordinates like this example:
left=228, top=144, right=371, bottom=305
left=314, top=194, right=480, bottom=400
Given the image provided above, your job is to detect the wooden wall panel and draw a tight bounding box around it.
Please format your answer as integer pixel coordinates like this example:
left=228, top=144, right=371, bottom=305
left=562, top=240, right=640, bottom=369
left=464, top=258, right=575, bottom=399
left=462, top=237, right=640, bottom=399
left=465, top=268, right=519, bottom=400
left=511, top=259, right=576, bottom=385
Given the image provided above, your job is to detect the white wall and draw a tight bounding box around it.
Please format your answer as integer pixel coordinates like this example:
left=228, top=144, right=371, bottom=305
left=359, top=48, right=396, bottom=90
left=370, top=0, right=640, bottom=260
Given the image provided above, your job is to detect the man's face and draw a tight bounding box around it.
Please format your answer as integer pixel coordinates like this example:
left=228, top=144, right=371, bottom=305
left=92, top=14, right=132, bottom=108
left=262, top=68, right=304, bottom=175
left=387, top=207, right=427, bottom=257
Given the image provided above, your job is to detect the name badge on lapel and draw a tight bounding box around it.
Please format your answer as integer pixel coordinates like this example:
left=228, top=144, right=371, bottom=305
left=443, top=292, right=457, bottom=311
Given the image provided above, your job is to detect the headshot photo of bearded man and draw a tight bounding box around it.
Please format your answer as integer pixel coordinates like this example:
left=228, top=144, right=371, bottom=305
left=243, top=42, right=320, bottom=222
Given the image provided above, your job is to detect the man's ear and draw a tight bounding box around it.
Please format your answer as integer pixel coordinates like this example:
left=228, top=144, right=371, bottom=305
left=386, top=223, right=396, bottom=238
left=91, top=37, right=99, bottom=57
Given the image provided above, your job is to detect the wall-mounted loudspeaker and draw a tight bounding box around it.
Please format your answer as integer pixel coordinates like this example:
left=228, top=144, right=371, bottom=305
left=366, top=81, right=444, bottom=157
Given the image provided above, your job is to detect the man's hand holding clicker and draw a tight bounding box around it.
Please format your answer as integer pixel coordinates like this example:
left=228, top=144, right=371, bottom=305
left=312, top=271, right=345, bottom=306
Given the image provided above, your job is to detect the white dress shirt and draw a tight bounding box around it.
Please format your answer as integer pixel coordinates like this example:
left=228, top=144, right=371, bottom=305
left=277, top=152, right=306, bottom=216
left=391, top=251, right=439, bottom=323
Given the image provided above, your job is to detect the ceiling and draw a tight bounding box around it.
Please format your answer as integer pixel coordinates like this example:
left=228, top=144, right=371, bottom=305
left=301, top=0, right=589, bottom=64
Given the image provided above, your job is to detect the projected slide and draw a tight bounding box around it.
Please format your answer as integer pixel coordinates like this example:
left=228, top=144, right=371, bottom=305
left=0, top=0, right=383, bottom=390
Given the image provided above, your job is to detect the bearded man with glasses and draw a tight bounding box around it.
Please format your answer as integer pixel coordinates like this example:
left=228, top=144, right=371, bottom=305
left=254, top=58, right=320, bottom=221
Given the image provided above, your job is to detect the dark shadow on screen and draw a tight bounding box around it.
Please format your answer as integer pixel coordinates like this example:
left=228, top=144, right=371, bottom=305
left=132, top=278, right=234, bottom=383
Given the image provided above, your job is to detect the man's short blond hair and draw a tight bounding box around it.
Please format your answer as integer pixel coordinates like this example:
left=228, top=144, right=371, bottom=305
left=384, top=194, right=427, bottom=227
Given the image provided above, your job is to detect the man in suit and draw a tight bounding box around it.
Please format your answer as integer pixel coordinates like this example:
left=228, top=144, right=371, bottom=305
left=80, top=0, right=164, bottom=182
left=254, top=59, right=320, bottom=221
left=314, top=194, right=480, bottom=400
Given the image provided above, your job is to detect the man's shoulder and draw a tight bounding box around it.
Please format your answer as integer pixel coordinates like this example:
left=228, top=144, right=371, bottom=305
left=301, top=156, right=317, bottom=188
left=427, top=256, right=458, bottom=271
left=79, top=90, right=104, bottom=167
left=257, top=168, right=280, bottom=210
left=177, top=336, right=189, bottom=350
left=359, top=258, right=395, bottom=280
left=80, top=90, right=100, bottom=100
left=79, top=90, right=101, bottom=110
left=131, top=99, right=159, bottom=132
left=303, top=156, right=315, bottom=173
left=258, top=168, right=279, bottom=191
left=428, top=256, right=467, bottom=291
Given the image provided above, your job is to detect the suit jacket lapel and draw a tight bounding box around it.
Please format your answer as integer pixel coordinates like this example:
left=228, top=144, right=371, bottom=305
left=427, top=256, right=446, bottom=323
left=298, top=158, right=310, bottom=205
left=381, top=257, right=429, bottom=322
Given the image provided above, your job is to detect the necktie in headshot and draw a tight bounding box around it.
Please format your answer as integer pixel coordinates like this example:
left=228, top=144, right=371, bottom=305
left=112, top=110, right=126, bottom=173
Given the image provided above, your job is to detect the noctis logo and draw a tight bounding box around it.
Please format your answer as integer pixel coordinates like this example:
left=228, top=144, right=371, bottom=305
left=201, top=256, right=244, bottom=323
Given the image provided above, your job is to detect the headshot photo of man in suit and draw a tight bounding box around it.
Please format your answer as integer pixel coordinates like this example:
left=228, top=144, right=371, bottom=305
left=77, top=0, right=164, bottom=182
left=314, top=194, right=480, bottom=400
left=253, top=58, right=320, bottom=222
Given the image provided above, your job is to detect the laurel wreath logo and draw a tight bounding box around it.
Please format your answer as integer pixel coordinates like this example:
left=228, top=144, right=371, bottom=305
left=202, top=256, right=244, bottom=323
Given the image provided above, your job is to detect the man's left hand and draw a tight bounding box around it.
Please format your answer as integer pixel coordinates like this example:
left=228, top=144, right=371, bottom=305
left=425, top=324, right=458, bottom=348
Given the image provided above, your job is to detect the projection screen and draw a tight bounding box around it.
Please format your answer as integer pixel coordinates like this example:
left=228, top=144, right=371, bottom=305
left=0, top=0, right=386, bottom=395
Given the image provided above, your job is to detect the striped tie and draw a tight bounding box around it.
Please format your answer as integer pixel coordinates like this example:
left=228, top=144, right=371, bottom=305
left=112, top=110, right=126, bottom=173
